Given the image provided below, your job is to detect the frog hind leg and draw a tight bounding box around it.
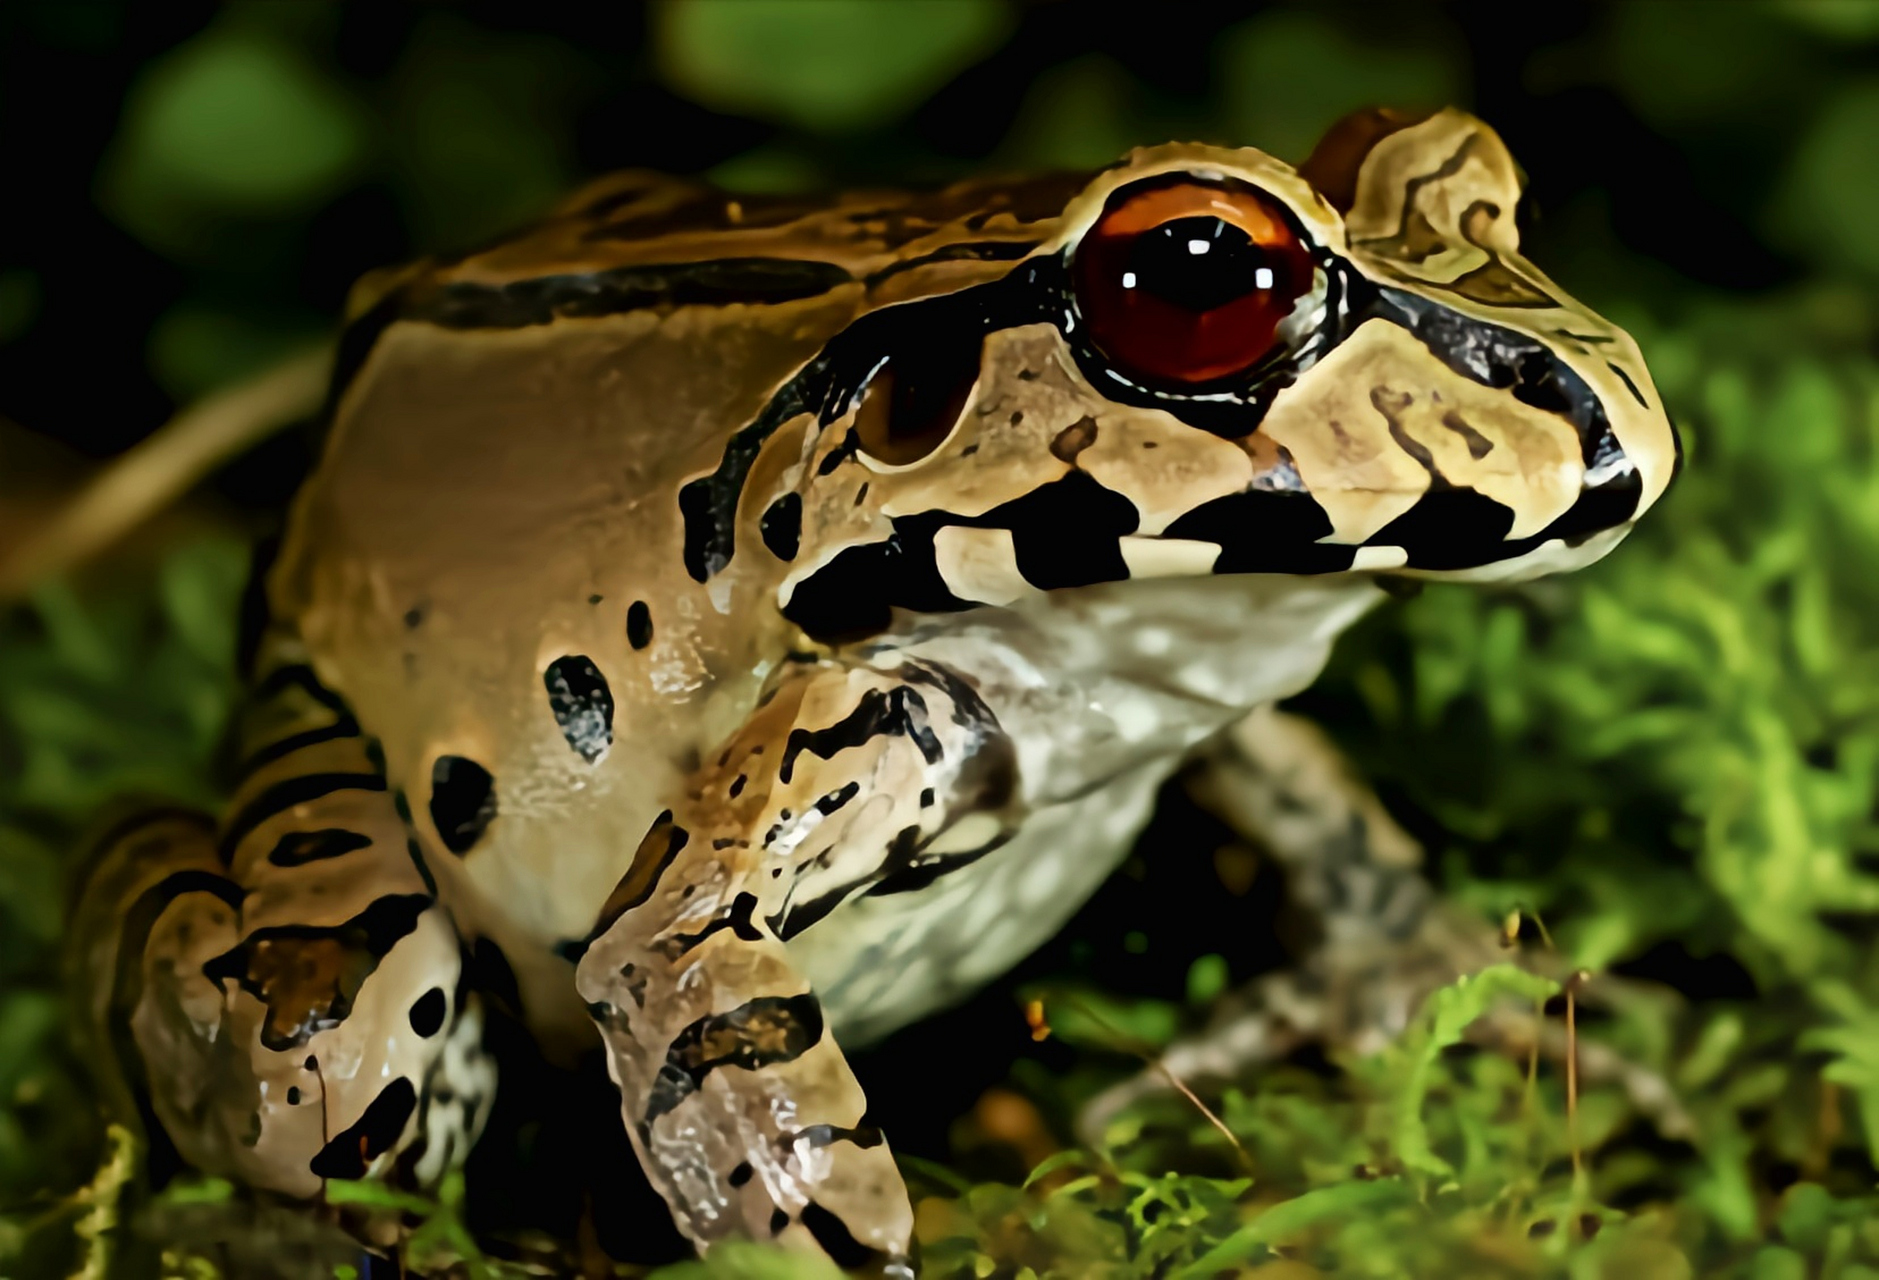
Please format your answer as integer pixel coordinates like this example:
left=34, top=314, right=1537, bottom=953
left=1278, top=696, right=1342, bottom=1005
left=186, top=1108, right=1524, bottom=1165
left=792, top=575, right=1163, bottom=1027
left=67, top=637, right=496, bottom=1201
left=577, top=658, right=1017, bottom=1274
left=1190, top=704, right=1496, bottom=1048
left=1079, top=705, right=1499, bottom=1141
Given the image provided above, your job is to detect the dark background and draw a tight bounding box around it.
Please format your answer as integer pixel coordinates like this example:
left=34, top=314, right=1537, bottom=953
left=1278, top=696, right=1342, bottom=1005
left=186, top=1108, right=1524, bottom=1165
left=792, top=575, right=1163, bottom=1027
left=1, top=0, right=1866, bottom=463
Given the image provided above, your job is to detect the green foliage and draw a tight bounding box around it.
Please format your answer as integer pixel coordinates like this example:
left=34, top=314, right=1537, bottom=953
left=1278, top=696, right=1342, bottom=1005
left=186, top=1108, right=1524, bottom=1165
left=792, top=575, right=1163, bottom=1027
left=1213, top=9, right=1464, bottom=163
left=656, top=0, right=1011, bottom=133
left=99, top=25, right=365, bottom=255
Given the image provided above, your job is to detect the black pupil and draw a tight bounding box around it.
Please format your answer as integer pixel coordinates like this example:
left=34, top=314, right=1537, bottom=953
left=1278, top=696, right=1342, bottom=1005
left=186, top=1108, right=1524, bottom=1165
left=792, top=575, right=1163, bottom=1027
left=1125, top=216, right=1280, bottom=313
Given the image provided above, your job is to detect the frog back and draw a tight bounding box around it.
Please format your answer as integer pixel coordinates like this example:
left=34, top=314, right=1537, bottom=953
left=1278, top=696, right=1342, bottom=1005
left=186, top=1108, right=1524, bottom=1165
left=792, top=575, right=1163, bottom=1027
left=268, top=171, right=1081, bottom=948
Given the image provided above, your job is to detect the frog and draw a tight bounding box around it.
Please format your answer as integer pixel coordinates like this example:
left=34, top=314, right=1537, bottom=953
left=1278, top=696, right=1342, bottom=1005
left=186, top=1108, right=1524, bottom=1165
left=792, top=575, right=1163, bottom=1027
left=67, top=106, right=1677, bottom=1274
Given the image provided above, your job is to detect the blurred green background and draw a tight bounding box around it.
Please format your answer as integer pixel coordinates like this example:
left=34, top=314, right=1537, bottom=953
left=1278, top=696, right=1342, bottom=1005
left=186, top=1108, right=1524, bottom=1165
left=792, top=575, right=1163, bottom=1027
left=8, top=1, right=1879, bottom=1276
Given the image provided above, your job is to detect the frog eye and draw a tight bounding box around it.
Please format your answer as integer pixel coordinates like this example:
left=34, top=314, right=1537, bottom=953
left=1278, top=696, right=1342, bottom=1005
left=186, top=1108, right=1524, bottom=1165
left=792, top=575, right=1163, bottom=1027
left=1071, top=179, right=1319, bottom=387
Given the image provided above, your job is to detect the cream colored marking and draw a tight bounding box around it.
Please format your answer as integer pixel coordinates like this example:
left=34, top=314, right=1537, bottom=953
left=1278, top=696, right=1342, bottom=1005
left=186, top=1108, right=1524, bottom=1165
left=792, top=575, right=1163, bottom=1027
left=874, top=327, right=1077, bottom=522
left=1264, top=320, right=1582, bottom=544
left=1119, top=537, right=1221, bottom=579
left=1344, top=109, right=1522, bottom=283
left=1351, top=545, right=1409, bottom=571
left=1260, top=326, right=1430, bottom=544
left=932, top=526, right=1038, bottom=607
left=1075, top=412, right=1254, bottom=534
left=1375, top=377, right=1581, bottom=539
left=1337, top=109, right=1676, bottom=514
left=923, top=812, right=1004, bottom=856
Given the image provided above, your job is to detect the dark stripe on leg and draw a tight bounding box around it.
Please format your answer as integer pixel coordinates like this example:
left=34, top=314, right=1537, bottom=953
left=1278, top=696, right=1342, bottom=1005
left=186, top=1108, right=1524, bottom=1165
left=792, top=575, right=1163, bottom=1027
left=220, top=774, right=388, bottom=861
left=659, top=892, right=763, bottom=958
left=251, top=664, right=350, bottom=715
left=202, top=894, right=431, bottom=1051
left=644, top=993, right=825, bottom=1126
left=266, top=828, right=374, bottom=867
left=309, top=1077, right=418, bottom=1180
left=801, top=1201, right=890, bottom=1271
left=238, top=717, right=363, bottom=776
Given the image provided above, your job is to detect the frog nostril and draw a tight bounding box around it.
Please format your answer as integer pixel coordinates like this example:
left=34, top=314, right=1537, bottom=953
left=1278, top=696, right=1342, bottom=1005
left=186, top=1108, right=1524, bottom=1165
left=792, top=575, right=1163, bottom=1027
left=852, top=330, right=982, bottom=468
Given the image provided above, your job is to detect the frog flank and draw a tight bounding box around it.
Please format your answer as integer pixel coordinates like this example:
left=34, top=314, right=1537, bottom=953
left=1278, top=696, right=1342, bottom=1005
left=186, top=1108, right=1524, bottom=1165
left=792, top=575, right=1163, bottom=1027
left=69, top=107, right=1676, bottom=1273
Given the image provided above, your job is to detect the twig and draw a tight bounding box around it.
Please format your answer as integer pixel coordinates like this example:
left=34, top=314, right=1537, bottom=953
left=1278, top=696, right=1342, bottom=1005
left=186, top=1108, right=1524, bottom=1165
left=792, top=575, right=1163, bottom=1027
left=1057, top=992, right=1255, bottom=1177
left=0, top=345, right=330, bottom=598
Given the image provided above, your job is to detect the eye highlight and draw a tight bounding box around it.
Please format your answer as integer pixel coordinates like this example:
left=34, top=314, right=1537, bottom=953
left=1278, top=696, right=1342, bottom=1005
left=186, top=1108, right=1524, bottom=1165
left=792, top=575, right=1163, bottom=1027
left=1071, top=179, right=1318, bottom=388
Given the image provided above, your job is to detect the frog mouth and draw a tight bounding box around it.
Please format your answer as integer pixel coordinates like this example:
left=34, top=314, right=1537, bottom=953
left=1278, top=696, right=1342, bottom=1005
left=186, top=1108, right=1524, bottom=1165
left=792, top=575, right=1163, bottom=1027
left=775, top=441, right=1642, bottom=641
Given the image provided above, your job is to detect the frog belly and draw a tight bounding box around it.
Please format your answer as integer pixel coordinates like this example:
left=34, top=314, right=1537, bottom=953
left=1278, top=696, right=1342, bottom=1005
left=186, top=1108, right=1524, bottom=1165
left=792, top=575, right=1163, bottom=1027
left=792, top=759, right=1170, bottom=1045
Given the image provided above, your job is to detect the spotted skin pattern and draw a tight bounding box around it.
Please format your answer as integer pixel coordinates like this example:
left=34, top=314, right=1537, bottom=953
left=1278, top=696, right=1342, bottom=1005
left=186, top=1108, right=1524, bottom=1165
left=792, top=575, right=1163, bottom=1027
left=577, top=659, right=1013, bottom=1268
left=70, top=634, right=494, bottom=1200
left=72, top=109, right=1677, bottom=1268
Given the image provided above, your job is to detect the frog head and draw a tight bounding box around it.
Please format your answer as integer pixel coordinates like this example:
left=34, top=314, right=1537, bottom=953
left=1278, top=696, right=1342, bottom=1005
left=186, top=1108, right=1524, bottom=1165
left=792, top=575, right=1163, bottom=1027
left=690, top=108, right=1678, bottom=639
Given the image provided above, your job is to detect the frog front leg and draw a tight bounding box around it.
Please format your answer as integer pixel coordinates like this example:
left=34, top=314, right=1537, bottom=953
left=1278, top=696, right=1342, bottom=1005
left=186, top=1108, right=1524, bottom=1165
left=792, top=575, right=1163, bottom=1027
left=577, top=658, right=1015, bottom=1273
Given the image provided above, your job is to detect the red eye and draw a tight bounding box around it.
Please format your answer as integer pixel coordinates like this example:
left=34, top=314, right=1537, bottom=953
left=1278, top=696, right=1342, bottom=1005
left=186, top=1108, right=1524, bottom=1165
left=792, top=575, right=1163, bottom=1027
left=1071, top=179, right=1318, bottom=387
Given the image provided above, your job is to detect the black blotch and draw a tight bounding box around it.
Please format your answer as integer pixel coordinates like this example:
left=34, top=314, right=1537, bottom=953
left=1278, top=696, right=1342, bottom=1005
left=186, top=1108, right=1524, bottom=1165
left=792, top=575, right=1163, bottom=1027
left=1372, top=286, right=1612, bottom=465
left=800, top=1202, right=883, bottom=1270
left=761, top=493, right=803, bottom=561
left=769, top=1208, right=789, bottom=1236
left=791, top=1122, right=885, bottom=1151
left=729, top=1161, right=753, bottom=1187
left=409, top=987, right=447, bottom=1038
left=202, top=894, right=431, bottom=1052
left=817, top=429, right=861, bottom=476
left=430, top=757, right=497, bottom=854
left=627, top=601, right=654, bottom=650
left=661, top=892, right=764, bottom=956
left=393, top=790, right=412, bottom=823
left=588, top=593, right=604, bottom=605
left=729, top=774, right=747, bottom=798
left=219, top=772, right=387, bottom=862
left=266, top=828, right=373, bottom=868
left=643, top=993, right=825, bottom=1124
left=1607, top=361, right=1649, bottom=408
left=780, top=472, right=1143, bottom=638
left=287, top=1087, right=301, bottom=1106
left=780, top=687, right=941, bottom=785
left=996, top=472, right=1139, bottom=587
left=309, top=1077, right=418, bottom=1179
left=465, top=936, right=525, bottom=1020
left=678, top=266, right=1056, bottom=583
left=814, top=781, right=860, bottom=815
left=543, top=655, right=615, bottom=764
left=412, top=258, right=854, bottom=331
left=1367, top=489, right=1515, bottom=570
left=1163, top=489, right=1357, bottom=574
left=402, top=604, right=426, bottom=629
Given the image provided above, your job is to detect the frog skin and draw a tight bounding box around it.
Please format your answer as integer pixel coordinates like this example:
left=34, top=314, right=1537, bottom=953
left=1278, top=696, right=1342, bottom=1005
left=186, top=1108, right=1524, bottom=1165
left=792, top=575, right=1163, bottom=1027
left=69, top=108, right=1676, bottom=1272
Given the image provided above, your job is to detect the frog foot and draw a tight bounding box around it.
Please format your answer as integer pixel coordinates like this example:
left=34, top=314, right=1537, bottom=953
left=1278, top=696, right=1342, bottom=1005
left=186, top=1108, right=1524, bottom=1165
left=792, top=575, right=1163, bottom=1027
left=1075, top=705, right=1691, bottom=1144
